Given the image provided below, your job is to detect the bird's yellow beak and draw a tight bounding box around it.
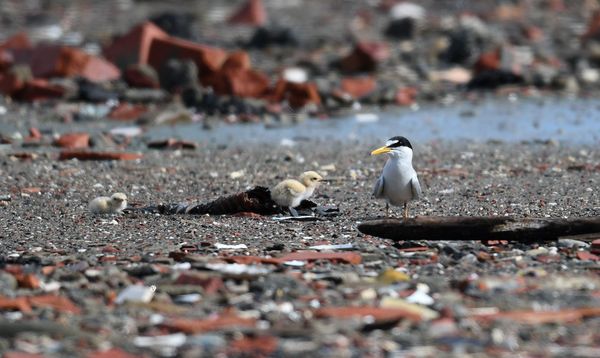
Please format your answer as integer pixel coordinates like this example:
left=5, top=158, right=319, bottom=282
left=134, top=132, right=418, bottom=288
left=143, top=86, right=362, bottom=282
left=371, top=146, right=391, bottom=155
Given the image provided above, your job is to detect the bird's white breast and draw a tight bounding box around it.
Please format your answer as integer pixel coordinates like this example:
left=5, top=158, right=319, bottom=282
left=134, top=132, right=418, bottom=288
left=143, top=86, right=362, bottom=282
left=382, top=157, right=417, bottom=206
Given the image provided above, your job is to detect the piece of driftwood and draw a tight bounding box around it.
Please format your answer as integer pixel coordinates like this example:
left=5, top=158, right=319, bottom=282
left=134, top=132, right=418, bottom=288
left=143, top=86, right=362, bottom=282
left=357, top=216, right=600, bottom=241
left=127, top=186, right=337, bottom=217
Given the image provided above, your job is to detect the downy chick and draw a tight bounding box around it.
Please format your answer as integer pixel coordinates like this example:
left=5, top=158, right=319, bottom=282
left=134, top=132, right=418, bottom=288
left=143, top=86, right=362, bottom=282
left=88, top=193, right=128, bottom=214
left=271, top=171, right=324, bottom=216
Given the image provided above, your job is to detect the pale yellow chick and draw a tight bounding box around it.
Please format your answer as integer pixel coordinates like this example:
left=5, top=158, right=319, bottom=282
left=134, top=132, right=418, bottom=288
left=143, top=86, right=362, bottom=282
left=271, top=171, right=324, bottom=216
left=88, top=193, right=128, bottom=214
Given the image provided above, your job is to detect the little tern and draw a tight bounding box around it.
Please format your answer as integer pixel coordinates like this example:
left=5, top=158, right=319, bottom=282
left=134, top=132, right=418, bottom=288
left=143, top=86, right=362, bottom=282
left=271, top=171, right=324, bottom=216
left=88, top=193, right=128, bottom=214
left=371, top=136, right=421, bottom=218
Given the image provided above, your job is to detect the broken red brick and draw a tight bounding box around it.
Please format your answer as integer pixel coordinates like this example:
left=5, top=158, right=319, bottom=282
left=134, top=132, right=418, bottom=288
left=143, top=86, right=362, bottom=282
left=102, top=245, right=120, bottom=253
left=474, top=49, right=501, bottom=74
left=0, top=71, right=26, bottom=96
left=109, top=103, right=148, bottom=121
left=80, top=55, right=121, bottom=83
left=147, top=138, right=198, bottom=150
left=340, top=76, right=377, bottom=98
left=395, top=87, right=417, bottom=106
left=224, top=256, right=280, bottom=265
left=577, top=251, right=599, bottom=261
left=29, top=294, right=81, bottom=314
left=15, top=273, right=41, bottom=289
left=472, top=307, right=600, bottom=324
left=28, top=127, right=42, bottom=140
left=11, top=46, right=119, bottom=82
left=148, top=36, right=227, bottom=76
left=339, top=42, right=390, bottom=73
left=0, top=297, right=32, bottom=313
left=228, top=0, right=267, bottom=26
left=54, top=132, right=90, bottom=149
left=230, top=335, right=278, bottom=356
left=315, top=306, right=421, bottom=322
left=17, top=79, right=65, bottom=101
left=591, top=239, right=600, bottom=255
left=271, top=79, right=321, bottom=108
left=87, top=348, right=143, bottom=358
left=278, top=251, right=362, bottom=265
left=174, top=273, right=223, bottom=294
left=0, top=32, right=32, bottom=51
left=223, top=69, right=270, bottom=98
left=103, top=21, right=170, bottom=69
left=221, top=51, right=252, bottom=72
left=161, top=315, right=257, bottom=334
left=124, top=64, right=160, bottom=88
left=59, top=151, right=143, bottom=161
left=21, top=187, right=41, bottom=194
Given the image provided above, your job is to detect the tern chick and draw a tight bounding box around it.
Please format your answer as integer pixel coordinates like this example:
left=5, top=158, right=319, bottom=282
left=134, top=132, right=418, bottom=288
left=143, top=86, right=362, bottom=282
left=271, top=171, right=324, bottom=216
left=88, top=193, right=128, bottom=214
left=371, top=136, right=421, bottom=218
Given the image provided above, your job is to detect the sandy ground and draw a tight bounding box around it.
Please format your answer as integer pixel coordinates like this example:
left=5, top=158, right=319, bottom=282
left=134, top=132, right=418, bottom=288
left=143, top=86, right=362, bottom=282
left=1, top=138, right=600, bottom=356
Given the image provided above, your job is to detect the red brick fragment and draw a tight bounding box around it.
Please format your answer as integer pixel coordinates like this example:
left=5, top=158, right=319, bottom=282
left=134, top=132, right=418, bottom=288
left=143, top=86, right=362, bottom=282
left=315, top=306, right=421, bottom=322
left=21, top=187, right=41, bottom=194
left=11, top=46, right=119, bottom=82
left=148, top=36, right=227, bottom=76
left=162, top=315, right=256, bottom=334
left=124, top=64, right=159, bottom=88
left=174, top=273, right=223, bottom=294
left=230, top=335, right=278, bottom=356
left=221, top=68, right=270, bottom=98
left=17, top=79, right=65, bottom=101
left=29, top=294, right=81, bottom=314
left=109, top=103, right=148, bottom=121
left=340, top=76, right=377, bottom=98
left=103, top=21, right=170, bottom=69
left=472, top=307, right=600, bottom=324
left=278, top=251, right=362, bottom=265
left=59, top=151, right=143, bottom=161
left=577, top=251, right=599, bottom=261
left=0, top=71, right=26, bottom=96
left=102, top=245, right=120, bottom=253
left=591, top=239, right=600, bottom=255
left=395, top=87, right=417, bottom=106
left=271, top=79, right=321, bottom=108
left=54, top=132, right=90, bottom=149
left=0, top=296, right=32, bottom=313
left=228, top=0, right=267, bottom=26
left=339, top=42, right=390, bottom=73
left=87, top=348, right=143, bottom=358
left=474, top=49, right=501, bottom=73
left=222, top=51, right=251, bottom=72
left=28, top=127, right=42, bottom=139
left=16, top=273, right=40, bottom=289
left=0, top=32, right=32, bottom=51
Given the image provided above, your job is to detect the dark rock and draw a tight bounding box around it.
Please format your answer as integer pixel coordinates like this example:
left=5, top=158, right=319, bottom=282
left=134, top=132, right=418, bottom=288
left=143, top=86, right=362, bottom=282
left=467, top=70, right=524, bottom=89
left=442, top=28, right=482, bottom=65
left=149, top=12, right=196, bottom=40
left=158, top=59, right=199, bottom=93
left=247, top=26, right=299, bottom=49
left=77, top=78, right=118, bottom=102
left=384, top=18, right=416, bottom=40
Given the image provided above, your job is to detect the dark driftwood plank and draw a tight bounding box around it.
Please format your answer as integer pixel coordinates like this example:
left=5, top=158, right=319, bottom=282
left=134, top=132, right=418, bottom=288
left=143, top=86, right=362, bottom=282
left=357, top=216, right=600, bottom=241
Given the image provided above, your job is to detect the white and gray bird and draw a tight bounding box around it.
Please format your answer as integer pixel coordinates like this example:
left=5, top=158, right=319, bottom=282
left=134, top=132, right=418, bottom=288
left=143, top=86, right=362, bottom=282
left=88, top=193, right=128, bottom=214
left=270, top=171, right=324, bottom=216
left=371, top=136, right=421, bottom=218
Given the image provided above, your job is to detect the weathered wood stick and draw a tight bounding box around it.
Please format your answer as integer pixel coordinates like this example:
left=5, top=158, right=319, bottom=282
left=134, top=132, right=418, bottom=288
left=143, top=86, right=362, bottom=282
left=357, top=216, right=600, bottom=241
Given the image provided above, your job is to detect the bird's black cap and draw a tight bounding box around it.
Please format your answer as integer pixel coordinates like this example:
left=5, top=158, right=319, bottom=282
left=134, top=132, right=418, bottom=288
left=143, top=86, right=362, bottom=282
left=386, top=136, right=412, bottom=149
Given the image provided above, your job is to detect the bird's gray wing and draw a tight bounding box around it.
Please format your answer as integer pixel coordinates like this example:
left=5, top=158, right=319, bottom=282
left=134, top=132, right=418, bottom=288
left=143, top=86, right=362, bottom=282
left=373, top=176, right=385, bottom=198
left=411, top=177, right=422, bottom=199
